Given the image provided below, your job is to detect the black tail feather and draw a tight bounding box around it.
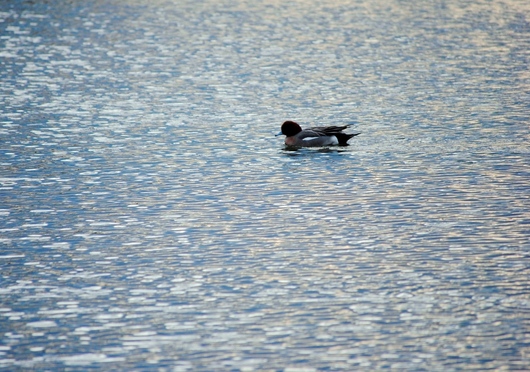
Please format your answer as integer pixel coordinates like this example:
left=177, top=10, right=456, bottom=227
left=336, top=132, right=360, bottom=146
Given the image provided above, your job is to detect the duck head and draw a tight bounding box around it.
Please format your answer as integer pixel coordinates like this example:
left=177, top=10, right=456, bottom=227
left=276, top=121, right=302, bottom=137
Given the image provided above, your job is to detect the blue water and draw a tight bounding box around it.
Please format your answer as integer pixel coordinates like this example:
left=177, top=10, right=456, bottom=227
left=1, top=0, right=529, bottom=370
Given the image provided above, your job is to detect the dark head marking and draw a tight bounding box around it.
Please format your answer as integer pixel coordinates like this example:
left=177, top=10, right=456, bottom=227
left=281, top=121, right=302, bottom=136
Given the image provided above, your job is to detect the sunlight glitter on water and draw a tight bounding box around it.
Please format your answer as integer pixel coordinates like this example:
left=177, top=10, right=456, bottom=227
left=1, top=0, right=529, bottom=370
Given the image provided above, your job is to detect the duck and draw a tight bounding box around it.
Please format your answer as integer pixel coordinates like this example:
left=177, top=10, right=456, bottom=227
left=276, top=120, right=360, bottom=147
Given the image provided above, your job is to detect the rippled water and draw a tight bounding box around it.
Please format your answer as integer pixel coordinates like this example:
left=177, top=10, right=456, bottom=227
left=1, top=0, right=529, bottom=370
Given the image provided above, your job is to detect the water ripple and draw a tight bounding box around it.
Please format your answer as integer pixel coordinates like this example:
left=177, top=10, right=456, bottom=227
left=1, top=0, right=529, bottom=370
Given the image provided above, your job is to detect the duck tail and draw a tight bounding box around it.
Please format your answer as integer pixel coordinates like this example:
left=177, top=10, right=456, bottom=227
left=337, top=132, right=360, bottom=146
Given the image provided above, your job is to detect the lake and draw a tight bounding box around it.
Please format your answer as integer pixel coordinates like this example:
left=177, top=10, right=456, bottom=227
left=1, top=0, right=529, bottom=370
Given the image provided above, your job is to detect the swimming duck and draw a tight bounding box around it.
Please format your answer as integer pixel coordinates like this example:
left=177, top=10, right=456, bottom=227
left=276, top=121, right=360, bottom=147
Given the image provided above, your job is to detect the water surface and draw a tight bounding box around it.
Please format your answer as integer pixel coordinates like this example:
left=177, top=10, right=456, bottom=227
left=1, top=0, right=529, bottom=370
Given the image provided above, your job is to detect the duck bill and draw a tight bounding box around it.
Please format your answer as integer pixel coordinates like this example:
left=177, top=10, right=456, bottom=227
left=275, top=131, right=283, bottom=136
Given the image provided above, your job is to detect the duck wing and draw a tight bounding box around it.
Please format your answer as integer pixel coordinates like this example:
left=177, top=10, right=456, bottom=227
left=306, top=125, right=351, bottom=136
left=303, top=125, right=359, bottom=146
